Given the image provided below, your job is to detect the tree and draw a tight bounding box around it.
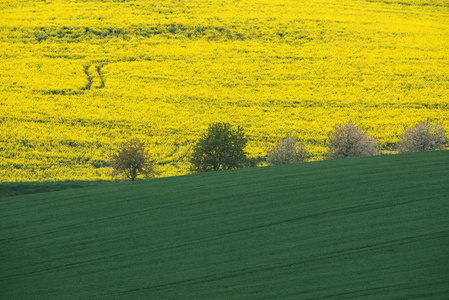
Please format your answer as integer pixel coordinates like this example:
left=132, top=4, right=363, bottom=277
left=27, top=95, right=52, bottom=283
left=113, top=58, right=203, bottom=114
left=398, top=120, right=446, bottom=153
left=190, top=122, right=253, bottom=172
left=267, top=135, right=308, bottom=165
left=326, top=121, right=378, bottom=159
left=110, top=138, right=159, bottom=181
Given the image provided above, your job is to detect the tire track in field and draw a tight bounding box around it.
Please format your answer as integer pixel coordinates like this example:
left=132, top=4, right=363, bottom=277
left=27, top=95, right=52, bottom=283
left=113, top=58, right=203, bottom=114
left=0, top=253, right=123, bottom=281
left=2, top=229, right=445, bottom=291
left=0, top=196, right=421, bottom=246
left=313, top=278, right=449, bottom=299
left=80, top=65, right=92, bottom=90
left=95, top=64, right=105, bottom=88
left=80, top=64, right=105, bottom=91
left=141, top=196, right=432, bottom=253
left=0, top=195, right=430, bottom=247
left=42, top=63, right=104, bottom=94
left=112, top=230, right=448, bottom=297
left=2, top=197, right=438, bottom=282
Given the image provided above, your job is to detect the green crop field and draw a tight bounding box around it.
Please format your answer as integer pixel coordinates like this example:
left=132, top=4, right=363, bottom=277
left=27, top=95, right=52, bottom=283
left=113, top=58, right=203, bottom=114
left=1, top=151, right=448, bottom=299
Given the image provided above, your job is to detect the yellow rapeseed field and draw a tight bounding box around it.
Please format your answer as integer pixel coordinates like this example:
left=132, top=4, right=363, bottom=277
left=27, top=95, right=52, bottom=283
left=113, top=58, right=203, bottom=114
left=1, top=0, right=448, bottom=182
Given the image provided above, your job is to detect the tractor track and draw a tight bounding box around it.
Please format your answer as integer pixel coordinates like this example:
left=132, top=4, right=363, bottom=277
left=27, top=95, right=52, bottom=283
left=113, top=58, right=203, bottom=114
left=81, top=64, right=105, bottom=91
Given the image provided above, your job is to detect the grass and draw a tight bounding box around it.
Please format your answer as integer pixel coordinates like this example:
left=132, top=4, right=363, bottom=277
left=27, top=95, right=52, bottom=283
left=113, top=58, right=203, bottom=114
left=1, top=151, right=448, bottom=299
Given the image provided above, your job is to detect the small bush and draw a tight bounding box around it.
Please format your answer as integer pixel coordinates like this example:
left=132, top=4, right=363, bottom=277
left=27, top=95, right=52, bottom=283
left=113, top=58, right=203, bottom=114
left=190, top=122, right=253, bottom=172
left=398, top=121, right=446, bottom=153
left=326, top=121, right=378, bottom=159
left=110, top=138, right=159, bottom=181
left=267, top=135, right=308, bottom=165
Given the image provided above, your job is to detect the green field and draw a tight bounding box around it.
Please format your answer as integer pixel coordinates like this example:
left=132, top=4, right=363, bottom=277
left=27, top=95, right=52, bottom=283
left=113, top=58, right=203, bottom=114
left=1, top=151, right=448, bottom=299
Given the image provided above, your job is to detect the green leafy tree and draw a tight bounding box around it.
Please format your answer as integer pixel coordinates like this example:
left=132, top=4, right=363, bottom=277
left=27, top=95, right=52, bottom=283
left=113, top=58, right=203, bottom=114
left=110, top=138, right=159, bottom=181
left=267, top=135, right=308, bottom=165
left=398, top=121, right=446, bottom=153
left=326, top=121, right=378, bottom=159
left=190, top=122, right=253, bottom=172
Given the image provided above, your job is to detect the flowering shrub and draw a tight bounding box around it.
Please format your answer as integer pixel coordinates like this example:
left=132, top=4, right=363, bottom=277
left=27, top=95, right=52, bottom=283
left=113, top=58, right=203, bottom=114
left=326, top=121, right=378, bottom=159
left=110, top=139, right=159, bottom=181
left=267, top=135, right=308, bottom=165
left=398, top=121, right=447, bottom=153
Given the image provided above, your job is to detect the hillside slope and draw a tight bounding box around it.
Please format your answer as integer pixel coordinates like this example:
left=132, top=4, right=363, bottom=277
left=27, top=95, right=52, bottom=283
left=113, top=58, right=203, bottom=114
left=1, top=151, right=448, bottom=299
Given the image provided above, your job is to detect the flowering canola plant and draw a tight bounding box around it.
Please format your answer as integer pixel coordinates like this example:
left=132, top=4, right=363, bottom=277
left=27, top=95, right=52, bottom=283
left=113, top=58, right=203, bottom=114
left=0, top=0, right=448, bottom=182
